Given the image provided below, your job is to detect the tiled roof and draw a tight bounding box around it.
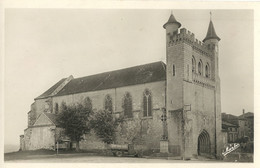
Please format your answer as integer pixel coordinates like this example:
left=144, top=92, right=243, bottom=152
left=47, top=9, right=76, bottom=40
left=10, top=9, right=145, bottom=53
left=221, top=113, right=239, bottom=125
left=203, top=20, right=220, bottom=42
left=44, top=112, right=59, bottom=126
left=222, top=121, right=238, bottom=127
left=238, top=112, right=254, bottom=119
left=55, top=61, right=166, bottom=97
left=222, top=113, right=238, bottom=120
left=35, top=78, right=66, bottom=99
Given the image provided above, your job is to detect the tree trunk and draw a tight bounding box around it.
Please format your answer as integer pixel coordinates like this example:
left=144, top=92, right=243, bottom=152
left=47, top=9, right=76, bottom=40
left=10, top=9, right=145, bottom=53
left=75, top=141, right=80, bottom=152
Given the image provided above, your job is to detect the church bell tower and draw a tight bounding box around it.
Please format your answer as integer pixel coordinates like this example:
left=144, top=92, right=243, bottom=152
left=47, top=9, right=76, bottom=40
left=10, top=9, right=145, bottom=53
left=162, top=12, right=222, bottom=159
left=203, top=14, right=222, bottom=156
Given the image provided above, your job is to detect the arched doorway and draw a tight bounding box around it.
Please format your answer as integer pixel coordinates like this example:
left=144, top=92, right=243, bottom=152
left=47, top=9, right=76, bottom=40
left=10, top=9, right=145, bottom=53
left=197, top=130, right=211, bottom=156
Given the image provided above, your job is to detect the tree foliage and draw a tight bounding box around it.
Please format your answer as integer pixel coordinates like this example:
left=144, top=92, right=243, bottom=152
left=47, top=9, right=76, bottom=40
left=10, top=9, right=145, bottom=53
left=57, top=102, right=93, bottom=150
left=90, top=110, right=122, bottom=144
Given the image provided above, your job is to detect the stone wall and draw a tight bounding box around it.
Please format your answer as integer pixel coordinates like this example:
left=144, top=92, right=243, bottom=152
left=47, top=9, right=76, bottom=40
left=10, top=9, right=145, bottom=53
left=24, top=125, right=56, bottom=150
left=183, top=81, right=215, bottom=157
left=238, top=120, right=246, bottom=138
left=19, top=135, right=25, bottom=151
left=23, top=128, right=31, bottom=150
left=51, top=81, right=166, bottom=152
left=183, top=40, right=217, bottom=158
left=165, top=30, right=220, bottom=158
left=166, top=42, right=185, bottom=154
left=52, top=81, right=165, bottom=113
left=34, top=98, right=52, bottom=118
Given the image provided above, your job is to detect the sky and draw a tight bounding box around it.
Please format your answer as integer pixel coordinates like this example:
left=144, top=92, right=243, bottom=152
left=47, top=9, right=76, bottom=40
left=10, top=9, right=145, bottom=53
left=4, top=9, right=253, bottom=147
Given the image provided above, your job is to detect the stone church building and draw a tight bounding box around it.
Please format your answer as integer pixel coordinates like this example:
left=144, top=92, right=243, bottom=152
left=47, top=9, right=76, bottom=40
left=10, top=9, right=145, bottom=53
left=20, top=13, right=224, bottom=159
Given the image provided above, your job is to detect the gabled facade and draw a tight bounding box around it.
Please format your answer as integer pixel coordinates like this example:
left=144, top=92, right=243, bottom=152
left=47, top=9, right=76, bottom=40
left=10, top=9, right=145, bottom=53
left=22, top=113, right=57, bottom=150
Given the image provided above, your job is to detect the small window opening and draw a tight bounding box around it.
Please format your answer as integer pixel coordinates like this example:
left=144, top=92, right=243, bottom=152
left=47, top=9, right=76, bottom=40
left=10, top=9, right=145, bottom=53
left=172, top=64, right=175, bottom=76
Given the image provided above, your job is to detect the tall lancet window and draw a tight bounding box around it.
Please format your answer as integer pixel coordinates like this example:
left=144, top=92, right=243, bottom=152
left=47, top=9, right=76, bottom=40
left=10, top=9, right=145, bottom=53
left=104, top=94, right=113, bottom=113
left=84, top=97, right=93, bottom=112
left=198, top=60, right=203, bottom=75
left=143, top=89, right=152, bottom=117
left=172, top=64, right=175, bottom=76
left=123, top=92, right=133, bottom=118
left=55, top=103, right=59, bottom=114
left=192, top=56, right=196, bottom=73
left=205, top=63, right=210, bottom=78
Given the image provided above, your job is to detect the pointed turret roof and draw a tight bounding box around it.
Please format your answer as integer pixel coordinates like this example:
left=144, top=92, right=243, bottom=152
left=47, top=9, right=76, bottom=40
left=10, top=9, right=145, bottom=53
left=163, top=14, right=181, bottom=29
left=203, top=20, right=220, bottom=42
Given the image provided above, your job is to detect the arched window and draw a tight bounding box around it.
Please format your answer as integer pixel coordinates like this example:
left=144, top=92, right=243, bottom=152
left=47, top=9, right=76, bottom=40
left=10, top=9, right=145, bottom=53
left=198, top=60, right=203, bottom=75
left=192, top=56, right=196, bottom=73
left=143, top=89, right=152, bottom=117
left=104, top=94, right=113, bottom=113
left=172, top=64, right=175, bottom=76
left=205, top=63, right=210, bottom=78
left=84, top=97, right=92, bottom=111
left=55, top=103, right=59, bottom=114
left=123, top=92, right=133, bottom=118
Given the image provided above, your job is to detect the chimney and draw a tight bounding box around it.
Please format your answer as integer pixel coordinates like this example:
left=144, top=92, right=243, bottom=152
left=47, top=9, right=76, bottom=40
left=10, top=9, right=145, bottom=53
left=243, top=109, right=245, bottom=115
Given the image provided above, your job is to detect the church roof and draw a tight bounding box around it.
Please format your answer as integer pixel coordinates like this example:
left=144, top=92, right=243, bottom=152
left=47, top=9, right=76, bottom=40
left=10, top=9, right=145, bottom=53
left=203, top=20, right=220, bottom=42
left=163, top=14, right=181, bottom=29
left=33, top=112, right=59, bottom=126
left=37, top=61, right=166, bottom=98
left=36, top=78, right=66, bottom=99
left=43, top=112, right=59, bottom=125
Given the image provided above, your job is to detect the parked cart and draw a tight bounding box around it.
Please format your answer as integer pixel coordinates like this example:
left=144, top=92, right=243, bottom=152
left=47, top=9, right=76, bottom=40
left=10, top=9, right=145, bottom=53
left=109, top=144, right=143, bottom=157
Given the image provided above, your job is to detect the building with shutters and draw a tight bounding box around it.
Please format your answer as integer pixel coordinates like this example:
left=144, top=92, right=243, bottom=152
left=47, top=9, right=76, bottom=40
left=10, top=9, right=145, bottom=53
left=20, top=12, right=223, bottom=159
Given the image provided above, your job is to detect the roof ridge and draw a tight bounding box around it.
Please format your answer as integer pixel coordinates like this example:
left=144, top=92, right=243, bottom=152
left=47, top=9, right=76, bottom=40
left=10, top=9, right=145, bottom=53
left=37, top=61, right=167, bottom=98
left=73, top=61, right=166, bottom=80
left=35, top=78, right=67, bottom=99
left=54, top=61, right=166, bottom=97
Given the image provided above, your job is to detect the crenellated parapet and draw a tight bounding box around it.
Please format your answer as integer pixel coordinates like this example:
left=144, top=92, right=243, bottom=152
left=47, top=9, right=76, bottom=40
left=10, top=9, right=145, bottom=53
left=167, top=28, right=213, bottom=57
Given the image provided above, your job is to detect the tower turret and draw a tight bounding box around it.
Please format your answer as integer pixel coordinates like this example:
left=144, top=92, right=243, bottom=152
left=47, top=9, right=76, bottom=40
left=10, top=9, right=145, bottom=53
left=163, top=13, right=181, bottom=44
left=203, top=16, right=220, bottom=52
left=203, top=14, right=221, bottom=80
left=203, top=13, right=222, bottom=157
left=163, top=13, right=181, bottom=29
left=203, top=19, right=220, bottom=43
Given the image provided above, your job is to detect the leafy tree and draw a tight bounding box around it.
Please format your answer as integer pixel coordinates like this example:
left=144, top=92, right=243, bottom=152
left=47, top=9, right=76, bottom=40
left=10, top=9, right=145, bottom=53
left=90, top=110, right=122, bottom=144
left=57, top=102, right=93, bottom=151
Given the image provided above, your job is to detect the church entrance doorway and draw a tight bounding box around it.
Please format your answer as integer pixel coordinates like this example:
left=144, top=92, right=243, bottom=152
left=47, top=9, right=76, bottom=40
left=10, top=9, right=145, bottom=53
left=197, top=130, right=211, bottom=156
